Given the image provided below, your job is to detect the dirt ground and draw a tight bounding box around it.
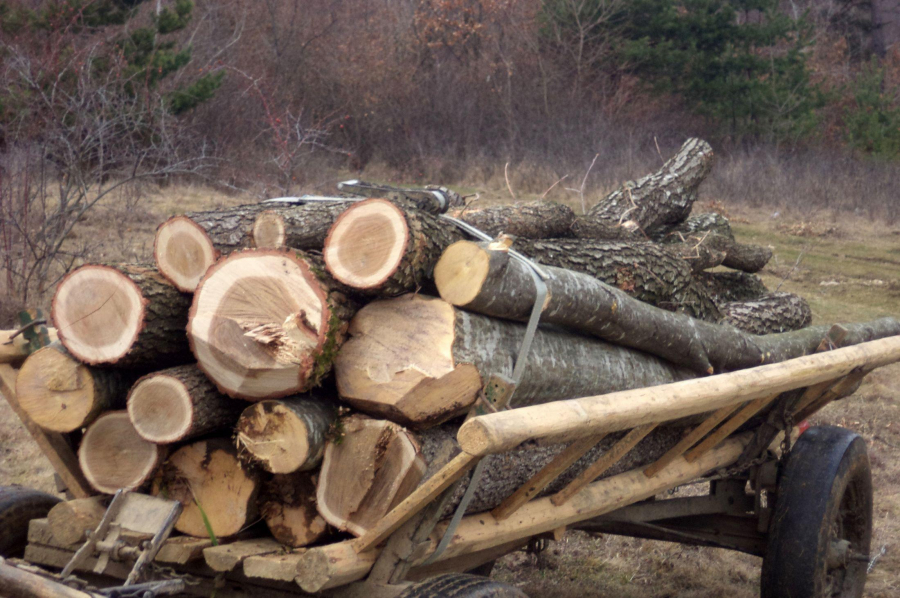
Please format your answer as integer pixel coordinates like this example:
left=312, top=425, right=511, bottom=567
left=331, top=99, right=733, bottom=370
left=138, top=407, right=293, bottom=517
left=1, top=184, right=898, bottom=597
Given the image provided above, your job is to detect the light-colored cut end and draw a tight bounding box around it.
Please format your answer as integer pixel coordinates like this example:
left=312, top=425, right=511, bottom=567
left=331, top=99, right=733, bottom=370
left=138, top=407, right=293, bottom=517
left=53, top=266, right=145, bottom=365
left=236, top=401, right=313, bottom=474
left=127, top=375, right=193, bottom=443
left=252, top=211, right=286, bottom=249
left=154, top=216, right=219, bottom=292
left=456, top=419, right=493, bottom=457
left=17, top=345, right=98, bottom=432
left=434, top=240, right=491, bottom=307
left=323, top=199, right=409, bottom=289
left=78, top=411, right=163, bottom=494
left=188, top=250, right=329, bottom=400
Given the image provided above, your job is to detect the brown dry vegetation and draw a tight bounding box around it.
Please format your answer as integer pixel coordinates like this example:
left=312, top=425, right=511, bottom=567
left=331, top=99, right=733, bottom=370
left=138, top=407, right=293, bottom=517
left=0, top=183, right=899, bottom=596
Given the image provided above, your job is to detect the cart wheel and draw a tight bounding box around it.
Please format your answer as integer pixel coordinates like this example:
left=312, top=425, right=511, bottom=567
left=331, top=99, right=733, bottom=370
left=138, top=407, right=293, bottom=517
left=399, top=573, right=527, bottom=598
left=0, top=486, right=61, bottom=557
left=761, top=426, right=872, bottom=598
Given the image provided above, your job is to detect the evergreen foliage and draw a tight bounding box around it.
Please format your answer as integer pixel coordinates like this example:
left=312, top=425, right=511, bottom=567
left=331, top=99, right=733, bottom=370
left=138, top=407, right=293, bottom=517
left=844, top=58, right=900, bottom=157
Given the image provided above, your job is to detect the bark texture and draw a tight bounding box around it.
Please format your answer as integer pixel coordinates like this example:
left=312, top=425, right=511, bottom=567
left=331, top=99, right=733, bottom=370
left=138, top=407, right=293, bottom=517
left=337, top=180, right=463, bottom=213
left=663, top=232, right=772, bottom=273
left=719, top=292, right=813, bottom=335
left=697, top=271, right=768, bottom=304
left=656, top=212, right=734, bottom=241
left=259, top=472, right=328, bottom=547
left=571, top=138, right=714, bottom=239
left=452, top=201, right=575, bottom=238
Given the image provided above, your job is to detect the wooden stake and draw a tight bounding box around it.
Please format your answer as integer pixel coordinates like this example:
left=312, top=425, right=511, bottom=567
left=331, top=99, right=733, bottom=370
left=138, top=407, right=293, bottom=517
left=684, top=394, right=780, bottom=463
left=643, top=404, right=742, bottom=478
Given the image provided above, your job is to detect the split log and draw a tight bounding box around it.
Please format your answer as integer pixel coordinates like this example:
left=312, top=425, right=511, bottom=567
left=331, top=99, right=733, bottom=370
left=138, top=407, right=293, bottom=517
left=333, top=294, right=692, bottom=428
left=187, top=250, right=354, bottom=400
left=323, top=199, right=466, bottom=296
left=0, top=328, right=58, bottom=365
left=47, top=497, right=107, bottom=545
left=126, top=365, right=244, bottom=444
left=571, top=138, right=714, bottom=239
left=316, top=415, right=425, bottom=536
left=78, top=411, right=165, bottom=494
left=719, top=292, right=812, bottom=335
left=337, top=180, right=463, bottom=213
left=52, top=264, right=192, bottom=368
left=151, top=438, right=260, bottom=539
left=235, top=397, right=337, bottom=473
left=16, top=343, right=131, bottom=432
left=259, top=472, right=328, bottom=547
left=450, top=201, right=575, bottom=238
left=697, top=270, right=768, bottom=304
left=155, top=202, right=350, bottom=292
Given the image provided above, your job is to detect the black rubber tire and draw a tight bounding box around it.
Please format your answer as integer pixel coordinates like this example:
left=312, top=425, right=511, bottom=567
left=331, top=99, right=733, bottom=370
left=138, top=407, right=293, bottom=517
left=466, top=560, right=496, bottom=577
left=761, top=426, right=873, bottom=598
left=0, top=485, right=62, bottom=557
left=399, top=573, right=527, bottom=598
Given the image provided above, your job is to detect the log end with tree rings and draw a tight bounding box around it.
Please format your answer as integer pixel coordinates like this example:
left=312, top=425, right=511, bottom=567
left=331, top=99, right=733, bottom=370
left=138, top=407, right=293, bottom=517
left=252, top=210, right=287, bottom=249
left=154, top=216, right=220, bottom=292
left=187, top=250, right=332, bottom=400
left=128, top=375, right=194, bottom=443
left=151, top=438, right=260, bottom=539
left=260, top=472, right=328, bottom=547
left=323, top=198, right=409, bottom=290
left=78, top=411, right=164, bottom=494
left=433, top=240, right=493, bottom=307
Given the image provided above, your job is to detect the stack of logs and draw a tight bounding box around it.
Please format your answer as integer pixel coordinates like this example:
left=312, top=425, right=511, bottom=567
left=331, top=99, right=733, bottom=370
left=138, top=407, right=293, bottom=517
left=6, top=138, right=900, bottom=551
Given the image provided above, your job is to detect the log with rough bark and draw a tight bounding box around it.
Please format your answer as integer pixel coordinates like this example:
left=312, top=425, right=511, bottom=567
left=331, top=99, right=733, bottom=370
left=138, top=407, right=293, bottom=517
left=187, top=250, right=354, bottom=400
left=316, top=415, right=425, bottom=536
left=155, top=202, right=350, bottom=292
left=657, top=212, right=772, bottom=273
left=126, top=365, right=244, bottom=444
left=720, top=292, right=812, bottom=334
left=323, top=199, right=467, bottom=296
left=47, top=497, right=107, bottom=545
left=78, top=411, right=165, bottom=494
left=259, top=472, right=328, bottom=547
left=151, top=438, right=260, bottom=539
left=16, top=343, right=131, bottom=432
left=665, top=240, right=726, bottom=273
left=656, top=212, right=735, bottom=241
left=52, top=264, right=192, bottom=368
left=235, top=396, right=337, bottom=474
left=450, top=201, right=575, bottom=238
left=571, top=138, right=714, bottom=239
left=697, top=270, right=768, bottom=304
left=337, top=180, right=463, bottom=213
left=333, top=294, right=692, bottom=428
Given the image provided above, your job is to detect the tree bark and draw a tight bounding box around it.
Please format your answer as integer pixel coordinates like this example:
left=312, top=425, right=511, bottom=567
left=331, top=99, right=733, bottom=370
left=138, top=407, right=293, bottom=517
left=571, top=138, right=714, bottom=240
left=126, top=364, right=244, bottom=444
left=259, top=472, right=328, bottom=548
left=47, top=497, right=107, bottom=545
left=16, top=343, right=131, bottom=432
left=655, top=212, right=734, bottom=241
left=696, top=270, right=768, bottom=304
left=316, top=415, right=425, bottom=536
left=235, top=396, right=337, bottom=474
left=151, top=438, right=260, bottom=539
left=78, top=411, right=165, bottom=495
left=333, top=294, right=693, bottom=428
left=337, top=180, right=464, bottom=213
left=52, top=264, right=192, bottom=368
left=450, top=201, right=575, bottom=238
left=719, top=292, right=812, bottom=335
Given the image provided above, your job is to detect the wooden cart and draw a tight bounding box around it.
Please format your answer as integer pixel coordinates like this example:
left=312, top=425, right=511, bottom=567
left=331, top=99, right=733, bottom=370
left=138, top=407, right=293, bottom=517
left=1, top=327, right=898, bottom=598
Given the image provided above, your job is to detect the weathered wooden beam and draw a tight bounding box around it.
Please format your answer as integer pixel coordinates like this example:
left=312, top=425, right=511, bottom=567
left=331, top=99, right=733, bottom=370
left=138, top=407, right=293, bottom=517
left=684, top=393, right=780, bottom=463
left=643, top=404, right=741, bottom=478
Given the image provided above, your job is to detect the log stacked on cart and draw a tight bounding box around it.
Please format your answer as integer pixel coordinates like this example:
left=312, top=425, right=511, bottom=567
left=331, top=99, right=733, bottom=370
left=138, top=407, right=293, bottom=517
left=4, top=138, right=899, bottom=556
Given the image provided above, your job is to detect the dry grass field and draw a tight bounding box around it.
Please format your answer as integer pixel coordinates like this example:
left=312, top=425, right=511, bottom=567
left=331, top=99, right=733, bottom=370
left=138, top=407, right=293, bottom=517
left=0, top=183, right=898, bottom=597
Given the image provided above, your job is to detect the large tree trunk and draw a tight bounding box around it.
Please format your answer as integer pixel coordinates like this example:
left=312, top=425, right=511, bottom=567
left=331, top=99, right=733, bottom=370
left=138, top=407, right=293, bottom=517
left=16, top=343, right=131, bottom=432
left=52, top=264, right=192, bottom=368
left=235, top=396, right=337, bottom=474
left=187, top=250, right=355, bottom=400
left=571, top=138, right=714, bottom=240
left=78, top=411, right=165, bottom=494
left=316, top=415, right=425, bottom=536
left=151, top=438, right=260, bottom=539
left=126, top=364, right=244, bottom=444
left=155, top=202, right=351, bottom=292
left=333, top=295, right=692, bottom=428
left=450, top=201, right=575, bottom=238
left=259, top=472, right=329, bottom=548
left=323, top=199, right=466, bottom=296
left=719, top=292, right=812, bottom=335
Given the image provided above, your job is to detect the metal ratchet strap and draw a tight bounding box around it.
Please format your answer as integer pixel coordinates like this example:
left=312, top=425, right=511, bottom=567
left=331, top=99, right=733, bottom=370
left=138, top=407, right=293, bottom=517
left=423, top=217, right=549, bottom=565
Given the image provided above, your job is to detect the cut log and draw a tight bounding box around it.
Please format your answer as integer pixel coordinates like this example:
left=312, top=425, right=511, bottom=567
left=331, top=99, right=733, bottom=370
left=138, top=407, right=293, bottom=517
left=126, top=365, right=244, bottom=444
left=78, top=411, right=164, bottom=494
left=337, top=180, right=463, bottom=213
left=697, top=270, right=768, bottom=304
left=450, top=201, right=575, bottom=239
left=316, top=415, right=425, bottom=536
left=656, top=212, right=735, bottom=241
left=52, top=264, right=192, bottom=368
left=657, top=212, right=771, bottom=273
left=665, top=240, right=726, bottom=273
left=0, top=328, right=58, bottom=365
left=187, top=249, right=354, bottom=400
left=259, top=472, right=328, bottom=547
left=719, top=292, right=812, bottom=335
left=154, top=202, right=350, bottom=292
left=151, top=438, right=260, bottom=539
left=235, top=396, right=337, bottom=474
left=571, top=138, right=714, bottom=239
left=333, top=294, right=692, bottom=428
left=16, top=343, right=131, bottom=432
left=323, top=199, right=466, bottom=296
left=47, top=497, right=107, bottom=545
